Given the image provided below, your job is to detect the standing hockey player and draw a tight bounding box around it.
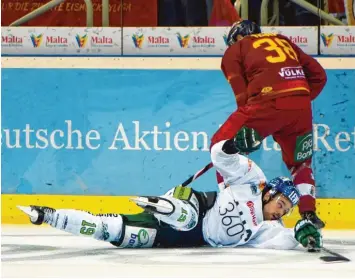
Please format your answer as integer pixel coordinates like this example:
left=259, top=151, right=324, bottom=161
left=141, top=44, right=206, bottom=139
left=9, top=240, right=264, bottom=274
left=18, top=134, right=322, bottom=251
left=212, top=20, right=327, bottom=229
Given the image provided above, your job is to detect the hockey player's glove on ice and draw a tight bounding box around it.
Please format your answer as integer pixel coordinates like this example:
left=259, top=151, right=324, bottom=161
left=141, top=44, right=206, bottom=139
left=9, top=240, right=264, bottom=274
left=294, top=219, right=322, bottom=252
left=234, top=126, right=263, bottom=154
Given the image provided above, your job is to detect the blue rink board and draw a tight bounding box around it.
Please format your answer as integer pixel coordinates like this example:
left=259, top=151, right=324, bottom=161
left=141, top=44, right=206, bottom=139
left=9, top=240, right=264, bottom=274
left=1, top=69, right=354, bottom=198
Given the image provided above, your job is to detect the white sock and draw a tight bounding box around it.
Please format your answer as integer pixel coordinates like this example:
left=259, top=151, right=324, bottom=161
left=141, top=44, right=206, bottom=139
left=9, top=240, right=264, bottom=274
left=46, top=209, right=123, bottom=243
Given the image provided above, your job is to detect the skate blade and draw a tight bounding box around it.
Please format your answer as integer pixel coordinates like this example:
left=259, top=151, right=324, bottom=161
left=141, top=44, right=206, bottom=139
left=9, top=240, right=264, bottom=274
left=130, top=197, right=173, bottom=213
left=16, top=205, right=38, bottom=219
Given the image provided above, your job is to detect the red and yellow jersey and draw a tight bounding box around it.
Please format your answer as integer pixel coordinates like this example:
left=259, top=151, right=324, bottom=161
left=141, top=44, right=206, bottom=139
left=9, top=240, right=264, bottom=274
left=221, top=33, right=327, bottom=107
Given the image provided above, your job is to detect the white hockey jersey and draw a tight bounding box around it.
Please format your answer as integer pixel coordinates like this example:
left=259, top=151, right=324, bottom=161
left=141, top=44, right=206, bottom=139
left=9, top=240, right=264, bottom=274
left=202, top=140, right=299, bottom=250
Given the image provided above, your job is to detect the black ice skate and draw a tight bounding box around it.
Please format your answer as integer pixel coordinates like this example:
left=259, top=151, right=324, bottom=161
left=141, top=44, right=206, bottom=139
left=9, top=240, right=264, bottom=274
left=17, top=205, right=56, bottom=225
left=131, top=196, right=174, bottom=216
left=302, top=211, right=325, bottom=229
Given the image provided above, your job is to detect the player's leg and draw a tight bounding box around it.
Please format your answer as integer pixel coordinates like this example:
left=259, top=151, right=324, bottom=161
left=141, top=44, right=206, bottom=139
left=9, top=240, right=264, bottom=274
left=18, top=205, right=158, bottom=248
left=134, top=186, right=208, bottom=231
left=133, top=186, right=216, bottom=247
left=19, top=186, right=214, bottom=249
left=210, top=108, right=248, bottom=147
left=133, top=186, right=216, bottom=230
left=18, top=205, right=125, bottom=242
left=272, top=109, right=325, bottom=228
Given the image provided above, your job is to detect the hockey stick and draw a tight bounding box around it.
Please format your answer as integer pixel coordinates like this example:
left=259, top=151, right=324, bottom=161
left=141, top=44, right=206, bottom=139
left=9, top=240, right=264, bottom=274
left=181, top=162, right=213, bottom=187
left=309, top=236, right=351, bottom=263
left=319, top=247, right=351, bottom=262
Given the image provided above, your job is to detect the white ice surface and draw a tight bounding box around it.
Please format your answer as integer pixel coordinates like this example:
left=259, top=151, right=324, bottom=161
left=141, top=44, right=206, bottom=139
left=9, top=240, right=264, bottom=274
left=1, top=225, right=355, bottom=278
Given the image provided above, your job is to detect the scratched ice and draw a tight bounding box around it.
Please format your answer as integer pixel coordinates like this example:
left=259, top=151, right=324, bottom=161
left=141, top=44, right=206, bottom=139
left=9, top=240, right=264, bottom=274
left=2, top=226, right=355, bottom=278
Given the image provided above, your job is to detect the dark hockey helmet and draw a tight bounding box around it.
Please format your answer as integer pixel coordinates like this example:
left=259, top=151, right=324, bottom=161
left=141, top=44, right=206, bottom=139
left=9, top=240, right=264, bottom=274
left=226, top=20, right=261, bottom=46
left=266, top=176, right=301, bottom=208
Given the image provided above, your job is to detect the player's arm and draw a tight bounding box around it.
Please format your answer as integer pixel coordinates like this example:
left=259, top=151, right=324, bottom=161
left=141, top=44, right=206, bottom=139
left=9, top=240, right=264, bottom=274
left=293, top=43, right=327, bottom=100
left=221, top=43, right=248, bottom=107
left=210, top=133, right=267, bottom=187
left=211, top=140, right=249, bottom=186
left=247, top=221, right=300, bottom=250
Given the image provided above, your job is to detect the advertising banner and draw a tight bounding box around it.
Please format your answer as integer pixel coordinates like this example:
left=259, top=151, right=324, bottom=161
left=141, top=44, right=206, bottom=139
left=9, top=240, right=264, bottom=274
left=6, top=26, right=353, bottom=56
left=1, top=27, right=122, bottom=55
left=261, top=26, right=318, bottom=55
left=2, top=26, right=355, bottom=56
left=320, top=26, right=355, bottom=55
left=2, top=65, right=354, bottom=197
left=123, top=26, right=318, bottom=56
left=122, top=27, right=229, bottom=56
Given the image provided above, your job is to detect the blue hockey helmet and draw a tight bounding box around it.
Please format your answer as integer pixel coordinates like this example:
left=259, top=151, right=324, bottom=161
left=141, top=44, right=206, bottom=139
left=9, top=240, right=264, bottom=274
left=266, top=176, right=301, bottom=207
left=226, top=20, right=262, bottom=46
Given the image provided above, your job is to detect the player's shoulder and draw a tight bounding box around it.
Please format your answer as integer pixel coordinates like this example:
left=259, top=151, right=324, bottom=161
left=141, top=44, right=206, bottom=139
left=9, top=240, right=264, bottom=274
left=233, top=155, right=267, bottom=187
left=245, top=32, right=290, bottom=42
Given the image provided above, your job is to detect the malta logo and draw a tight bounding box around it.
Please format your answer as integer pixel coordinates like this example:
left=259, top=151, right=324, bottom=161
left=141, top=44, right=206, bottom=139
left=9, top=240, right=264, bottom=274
left=177, top=33, right=190, bottom=48
left=320, top=33, right=335, bottom=47
left=75, top=34, right=88, bottom=48
left=30, top=34, right=43, bottom=48
left=132, top=33, right=144, bottom=49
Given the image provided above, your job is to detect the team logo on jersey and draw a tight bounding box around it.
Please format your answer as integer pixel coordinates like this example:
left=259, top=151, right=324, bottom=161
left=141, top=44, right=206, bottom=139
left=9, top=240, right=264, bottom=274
left=320, top=33, right=335, bottom=47
left=250, top=184, right=258, bottom=195
left=250, top=180, right=265, bottom=196
left=261, top=87, right=273, bottom=94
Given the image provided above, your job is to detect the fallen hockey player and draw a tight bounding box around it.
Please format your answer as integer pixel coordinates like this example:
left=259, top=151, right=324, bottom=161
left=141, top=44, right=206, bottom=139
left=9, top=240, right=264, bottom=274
left=18, top=134, right=322, bottom=252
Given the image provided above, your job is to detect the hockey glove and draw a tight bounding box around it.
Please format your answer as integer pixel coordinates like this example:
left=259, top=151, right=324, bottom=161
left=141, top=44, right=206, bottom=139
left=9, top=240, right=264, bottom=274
left=294, top=219, right=323, bottom=252
left=302, top=211, right=325, bottom=229
left=234, top=126, right=263, bottom=154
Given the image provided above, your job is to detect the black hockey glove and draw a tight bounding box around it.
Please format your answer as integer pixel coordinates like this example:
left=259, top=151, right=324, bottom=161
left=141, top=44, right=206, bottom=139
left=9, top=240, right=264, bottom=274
left=294, top=219, right=323, bottom=252
left=233, top=126, right=263, bottom=154
left=302, top=211, right=325, bottom=229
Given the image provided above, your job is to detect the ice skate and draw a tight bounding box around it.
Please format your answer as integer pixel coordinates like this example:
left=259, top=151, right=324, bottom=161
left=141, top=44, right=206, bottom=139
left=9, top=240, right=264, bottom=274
left=131, top=196, right=174, bottom=215
left=17, top=205, right=56, bottom=225
left=302, top=211, right=325, bottom=229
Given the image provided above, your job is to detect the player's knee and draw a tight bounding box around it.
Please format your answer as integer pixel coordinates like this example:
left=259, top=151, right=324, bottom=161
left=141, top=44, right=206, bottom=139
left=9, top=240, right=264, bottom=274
left=158, top=186, right=200, bottom=231
left=97, top=214, right=124, bottom=242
